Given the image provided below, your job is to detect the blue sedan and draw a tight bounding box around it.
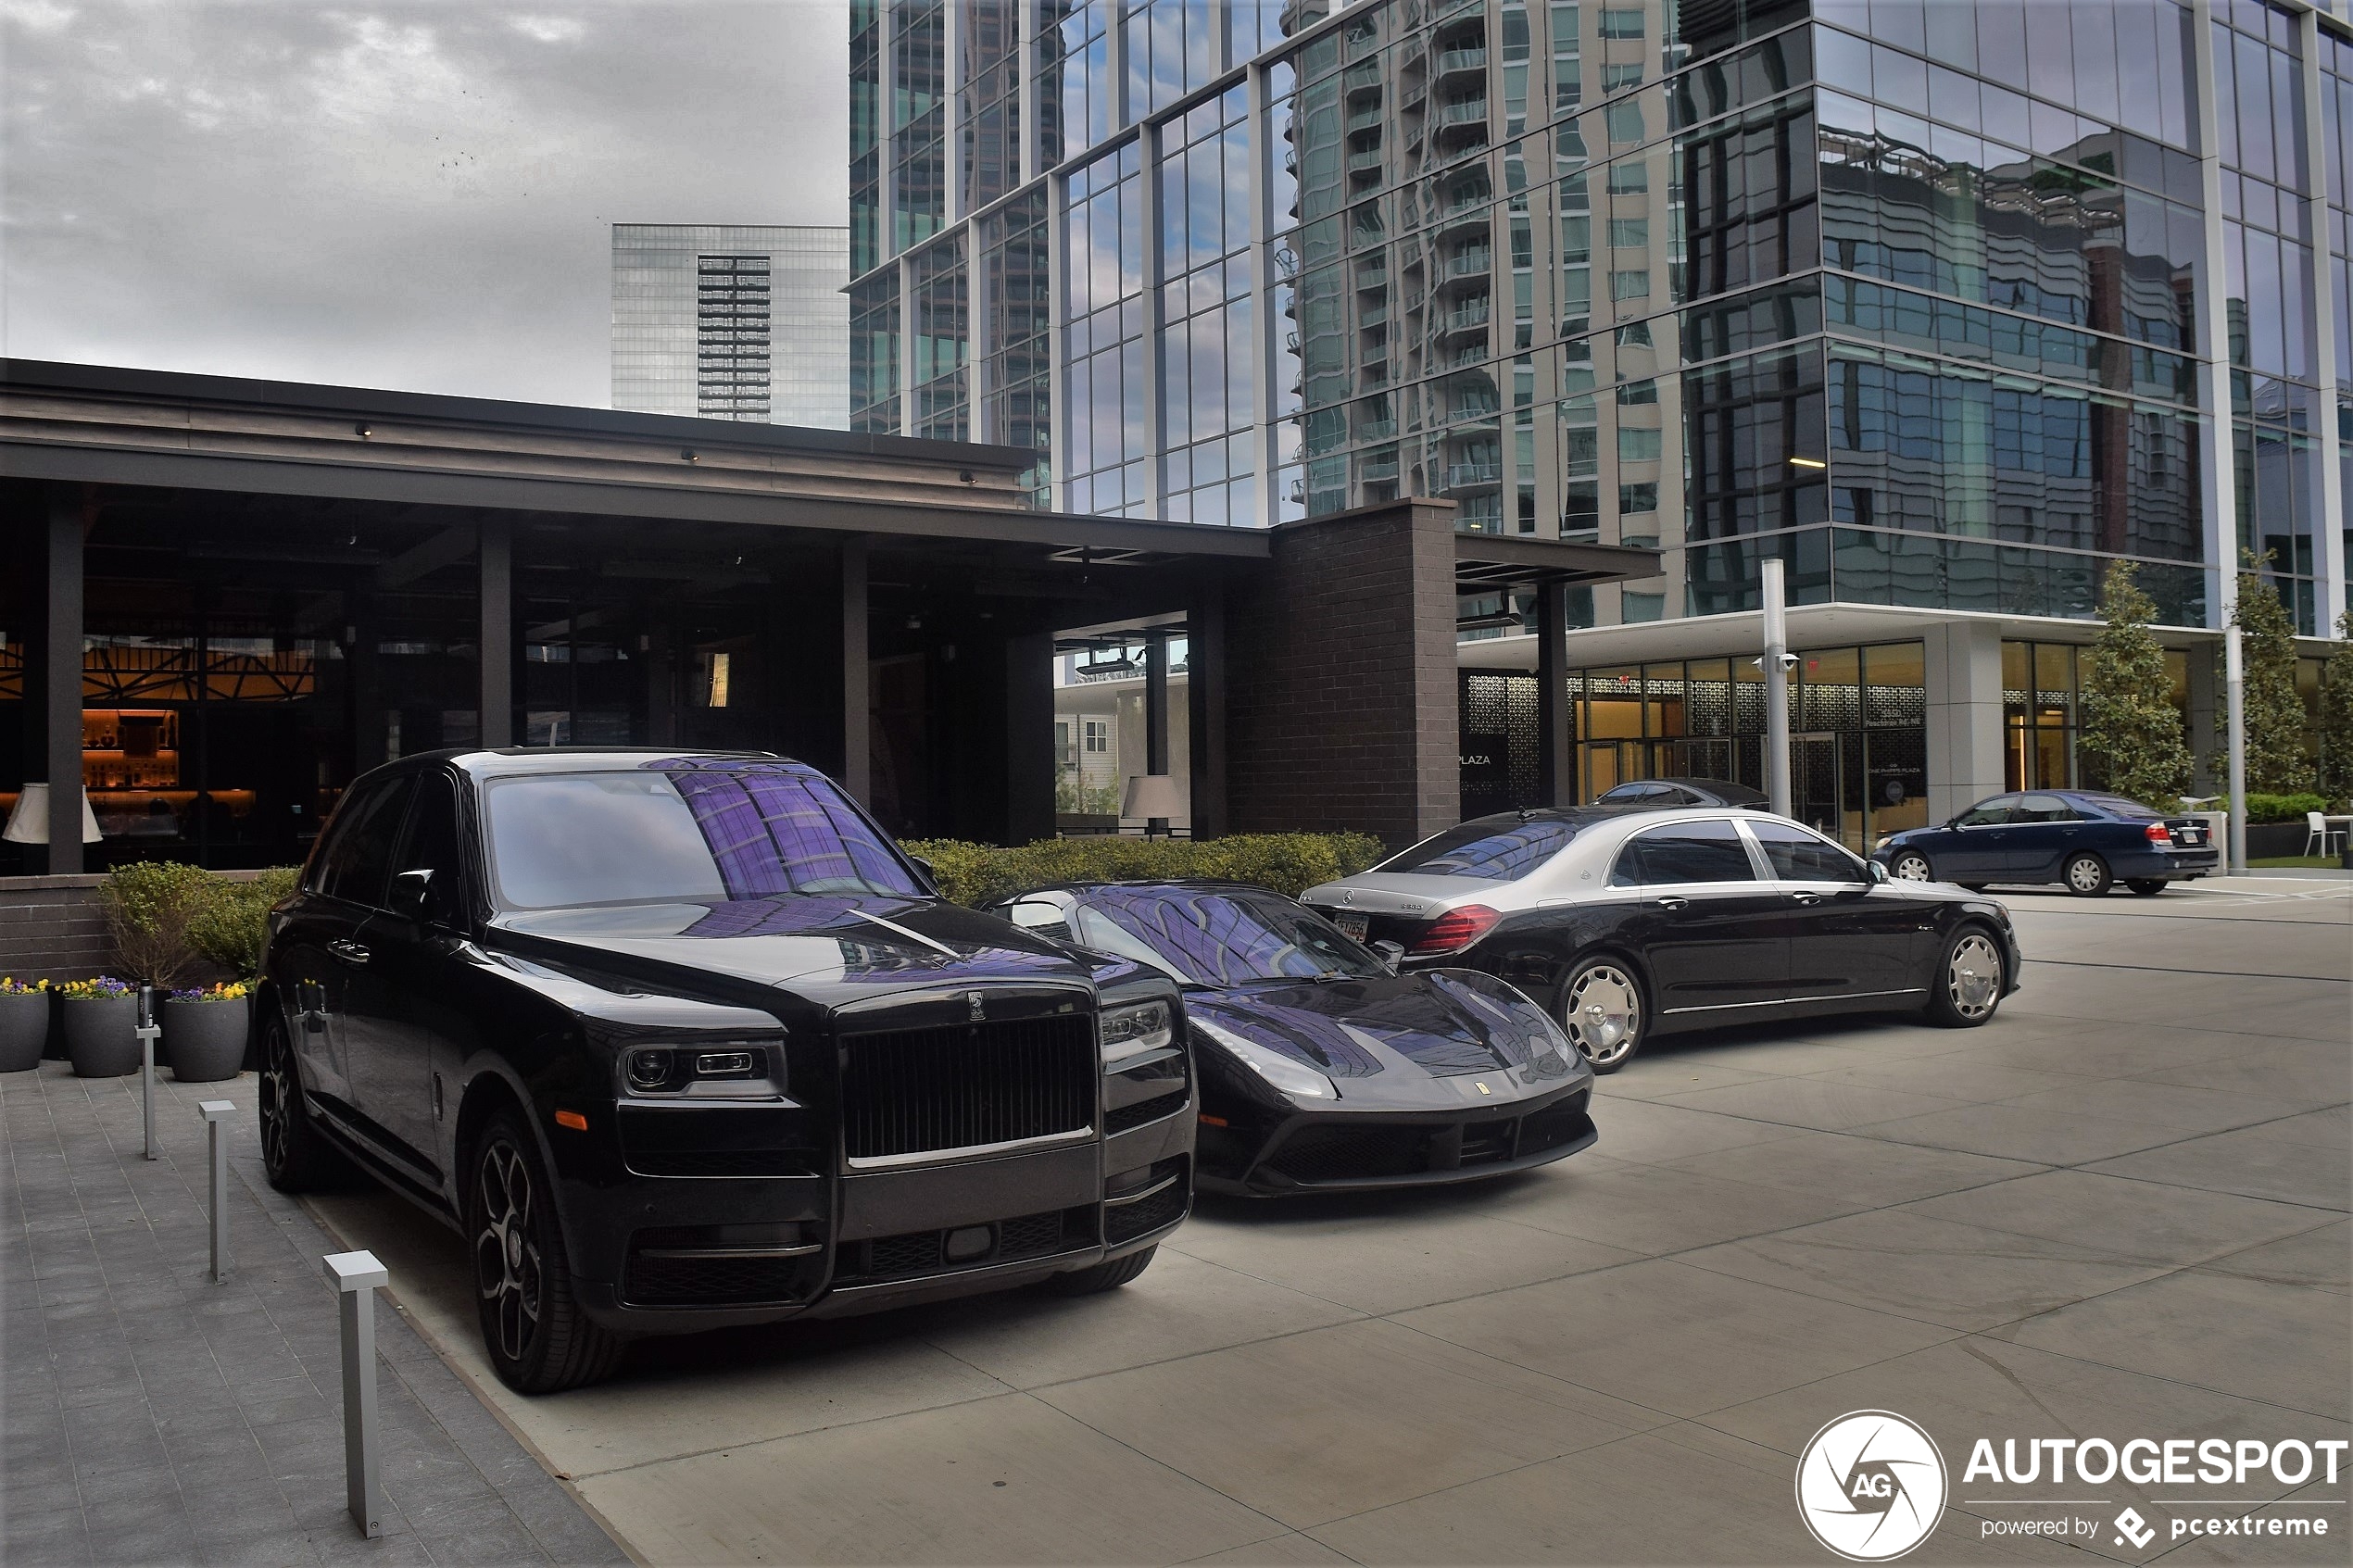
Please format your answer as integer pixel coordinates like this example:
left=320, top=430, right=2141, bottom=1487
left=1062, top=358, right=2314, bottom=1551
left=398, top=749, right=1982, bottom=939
left=1871, top=791, right=2219, bottom=897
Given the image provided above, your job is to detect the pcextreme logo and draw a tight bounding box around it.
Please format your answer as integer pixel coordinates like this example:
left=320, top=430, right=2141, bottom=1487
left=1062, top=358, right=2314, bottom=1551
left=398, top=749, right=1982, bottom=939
left=1795, top=1411, right=1950, bottom=1562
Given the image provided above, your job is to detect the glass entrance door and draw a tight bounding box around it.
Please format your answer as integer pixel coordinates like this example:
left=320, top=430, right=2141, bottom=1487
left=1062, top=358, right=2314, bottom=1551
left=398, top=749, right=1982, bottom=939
left=1792, top=733, right=1841, bottom=841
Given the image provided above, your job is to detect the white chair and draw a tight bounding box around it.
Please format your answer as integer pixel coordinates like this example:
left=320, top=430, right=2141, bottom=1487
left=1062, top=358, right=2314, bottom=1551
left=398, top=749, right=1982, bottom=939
left=2302, top=811, right=2346, bottom=857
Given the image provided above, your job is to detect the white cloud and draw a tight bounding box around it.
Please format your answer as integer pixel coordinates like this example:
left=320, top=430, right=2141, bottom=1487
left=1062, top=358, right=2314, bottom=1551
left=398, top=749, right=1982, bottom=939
left=0, top=1, right=848, bottom=407
left=507, top=14, right=585, bottom=44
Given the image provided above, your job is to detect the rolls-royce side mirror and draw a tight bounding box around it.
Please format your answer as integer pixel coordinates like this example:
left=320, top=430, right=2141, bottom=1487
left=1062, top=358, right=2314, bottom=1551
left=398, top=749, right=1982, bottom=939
left=908, top=854, right=938, bottom=886
left=1868, top=860, right=1891, bottom=885
left=1370, top=939, right=1406, bottom=973
left=389, top=868, right=434, bottom=918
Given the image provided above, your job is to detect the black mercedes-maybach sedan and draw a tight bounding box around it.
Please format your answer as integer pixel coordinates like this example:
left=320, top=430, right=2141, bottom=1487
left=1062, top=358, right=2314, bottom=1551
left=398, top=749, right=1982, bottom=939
left=258, top=750, right=1194, bottom=1391
left=1303, top=807, right=2025, bottom=1074
left=985, top=882, right=1596, bottom=1195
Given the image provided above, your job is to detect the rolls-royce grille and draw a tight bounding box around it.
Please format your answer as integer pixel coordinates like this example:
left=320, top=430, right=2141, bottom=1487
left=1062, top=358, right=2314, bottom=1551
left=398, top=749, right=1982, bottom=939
left=1104, top=1088, right=1189, bottom=1135
left=840, top=1012, right=1097, bottom=1160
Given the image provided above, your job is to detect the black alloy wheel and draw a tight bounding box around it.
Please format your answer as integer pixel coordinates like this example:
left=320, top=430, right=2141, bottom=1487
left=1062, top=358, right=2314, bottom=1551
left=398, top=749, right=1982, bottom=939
left=1889, top=850, right=1934, bottom=884
left=467, top=1113, right=623, bottom=1393
left=1558, top=956, right=1645, bottom=1073
left=258, top=1015, right=346, bottom=1193
left=2063, top=852, right=2113, bottom=897
left=1926, top=927, right=2006, bottom=1027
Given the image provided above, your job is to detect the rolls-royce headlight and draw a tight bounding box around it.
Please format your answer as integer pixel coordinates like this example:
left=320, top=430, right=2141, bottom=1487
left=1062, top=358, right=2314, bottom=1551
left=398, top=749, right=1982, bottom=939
left=1194, top=1018, right=1337, bottom=1100
left=616, top=1039, right=783, bottom=1098
left=1100, top=1000, right=1174, bottom=1066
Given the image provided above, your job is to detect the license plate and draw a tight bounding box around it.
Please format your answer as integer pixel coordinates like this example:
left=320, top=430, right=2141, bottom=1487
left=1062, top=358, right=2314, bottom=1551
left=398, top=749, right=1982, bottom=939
left=1332, top=911, right=1370, bottom=942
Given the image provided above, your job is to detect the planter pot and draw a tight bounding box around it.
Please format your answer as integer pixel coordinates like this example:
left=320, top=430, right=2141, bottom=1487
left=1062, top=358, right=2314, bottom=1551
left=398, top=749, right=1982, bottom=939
left=0, top=992, right=46, bottom=1073
left=64, top=995, right=140, bottom=1078
left=163, top=996, right=250, bottom=1083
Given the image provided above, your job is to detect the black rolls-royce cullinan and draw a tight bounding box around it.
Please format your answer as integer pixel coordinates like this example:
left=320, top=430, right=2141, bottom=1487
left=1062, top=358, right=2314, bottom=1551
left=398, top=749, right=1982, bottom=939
left=259, top=750, right=1193, bottom=1392
left=985, top=882, right=1597, bottom=1195
left=1302, top=808, right=2024, bottom=1074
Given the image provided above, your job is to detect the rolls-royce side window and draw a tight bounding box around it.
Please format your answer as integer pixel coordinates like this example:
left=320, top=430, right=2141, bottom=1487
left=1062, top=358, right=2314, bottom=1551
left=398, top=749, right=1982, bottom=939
left=1750, top=819, right=1866, bottom=883
left=311, top=777, right=416, bottom=908
left=1608, top=820, right=1758, bottom=886
left=484, top=762, right=925, bottom=909
left=394, top=771, right=468, bottom=924
left=1376, top=820, right=1579, bottom=881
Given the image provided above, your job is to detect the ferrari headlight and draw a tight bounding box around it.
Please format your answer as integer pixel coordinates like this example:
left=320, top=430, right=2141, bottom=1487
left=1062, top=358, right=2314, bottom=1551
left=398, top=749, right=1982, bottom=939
left=1100, top=1000, right=1174, bottom=1066
left=1194, top=1018, right=1337, bottom=1100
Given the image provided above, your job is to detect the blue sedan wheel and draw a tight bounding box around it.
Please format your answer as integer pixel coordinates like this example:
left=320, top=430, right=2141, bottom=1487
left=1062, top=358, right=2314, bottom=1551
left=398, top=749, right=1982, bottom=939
left=2063, top=851, right=2112, bottom=897
left=1890, top=850, right=1933, bottom=883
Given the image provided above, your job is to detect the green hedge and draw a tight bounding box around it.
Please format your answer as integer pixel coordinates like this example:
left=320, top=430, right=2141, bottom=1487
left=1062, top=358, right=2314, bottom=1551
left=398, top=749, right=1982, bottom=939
left=901, top=834, right=1389, bottom=908
left=96, top=863, right=302, bottom=983
left=2243, top=792, right=2331, bottom=823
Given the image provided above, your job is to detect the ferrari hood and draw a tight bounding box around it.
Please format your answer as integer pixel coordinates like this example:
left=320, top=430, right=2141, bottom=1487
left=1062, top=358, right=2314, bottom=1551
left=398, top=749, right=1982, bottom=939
left=1187, top=968, right=1579, bottom=1090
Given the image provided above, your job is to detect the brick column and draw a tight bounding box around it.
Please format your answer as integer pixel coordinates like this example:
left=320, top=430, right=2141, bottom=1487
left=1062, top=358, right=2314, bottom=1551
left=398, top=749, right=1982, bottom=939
left=1222, top=499, right=1461, bottom=845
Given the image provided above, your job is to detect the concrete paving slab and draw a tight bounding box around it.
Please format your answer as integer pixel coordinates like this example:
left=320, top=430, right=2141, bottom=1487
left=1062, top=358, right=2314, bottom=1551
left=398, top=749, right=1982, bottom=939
left=1899, top=1170, right=2337, bottom=1269
left=1036, top=1316, right=1661, bottom=1528
left=2005, top=1268, right=2352, bottom=1424
left=1461, top=1156, right=1881, bottom=1254
left=2083, top=1124, right=2353, bottom=1211
left=1677, top=1207, right=2179, bottom=1333
left=2198, top=1220, right=2351, bottom=1295
left=1654, top=1075, right=1984, bottom=1132
left=1856, top=1101, right=2196, bottom=1167
left=576, top=1391, right=1280, bottom=1565
left=1165, top=1190, right=1642, bottom=1315
left=1654, top=1127, right=2045, bottom=1204
left=1395, top=1257, right=1959, bottom=1418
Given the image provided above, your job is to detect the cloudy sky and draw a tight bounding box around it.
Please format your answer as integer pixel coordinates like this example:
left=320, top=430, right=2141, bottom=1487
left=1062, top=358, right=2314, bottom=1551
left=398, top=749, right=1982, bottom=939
left=1, top=0, right=844, bottom=408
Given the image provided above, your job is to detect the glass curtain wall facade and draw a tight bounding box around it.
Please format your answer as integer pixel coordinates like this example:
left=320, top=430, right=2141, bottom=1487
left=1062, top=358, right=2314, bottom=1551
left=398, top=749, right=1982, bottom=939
left=847, top=0, right=2353, bottom=636
left=612, top=225, right=851, bottom=429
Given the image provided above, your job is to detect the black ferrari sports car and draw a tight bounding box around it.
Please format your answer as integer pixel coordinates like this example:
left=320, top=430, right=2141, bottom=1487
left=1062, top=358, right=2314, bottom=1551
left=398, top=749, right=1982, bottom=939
left=987, top=881, right=1597, bottom=1195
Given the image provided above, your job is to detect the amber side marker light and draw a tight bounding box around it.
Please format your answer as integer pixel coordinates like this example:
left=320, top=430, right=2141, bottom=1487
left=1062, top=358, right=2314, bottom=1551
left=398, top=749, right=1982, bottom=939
left=554, top=1110, right=588, bottom=1131
left=1199, top=1113, right=1229, bottom=1127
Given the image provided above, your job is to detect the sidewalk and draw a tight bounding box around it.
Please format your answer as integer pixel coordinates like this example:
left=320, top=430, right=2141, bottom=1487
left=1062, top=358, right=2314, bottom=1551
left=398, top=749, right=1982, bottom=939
left=0, top=1060, right=630, bottom=1567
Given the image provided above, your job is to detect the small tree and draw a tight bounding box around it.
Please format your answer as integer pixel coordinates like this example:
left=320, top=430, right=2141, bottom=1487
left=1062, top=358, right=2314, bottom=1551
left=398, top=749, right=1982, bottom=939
left=2078, top=561, right=2192, bottom=806
left=2320, top=609, right=2353, bottom=806
left=97, top=861, right=213, bottom=987
left=2232, top=555, right=2310, bottom=795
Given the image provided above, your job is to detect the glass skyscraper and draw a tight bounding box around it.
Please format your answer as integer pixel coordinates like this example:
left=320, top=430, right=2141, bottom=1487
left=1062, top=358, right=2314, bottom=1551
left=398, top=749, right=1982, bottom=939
left=614, top=224, right=853, bottom=429
left=849, top=0, right=2349, bottom=834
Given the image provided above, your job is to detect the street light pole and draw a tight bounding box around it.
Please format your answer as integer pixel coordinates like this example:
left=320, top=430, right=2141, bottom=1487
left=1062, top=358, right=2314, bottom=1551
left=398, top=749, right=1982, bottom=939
left=2225, top=621, right=2247, bottom=872
left=1762, top=558, right=1791, bottom=817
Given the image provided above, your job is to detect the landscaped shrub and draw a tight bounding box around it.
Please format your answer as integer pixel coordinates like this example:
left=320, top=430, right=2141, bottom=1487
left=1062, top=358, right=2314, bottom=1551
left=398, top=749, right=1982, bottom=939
left=186, top=867, right=300, bottom=978
left=2241, top=792, right=2329, bottom=824
left=97, top=862, right=214, bottom=987
left=901, top=833, right=1389, bottom=908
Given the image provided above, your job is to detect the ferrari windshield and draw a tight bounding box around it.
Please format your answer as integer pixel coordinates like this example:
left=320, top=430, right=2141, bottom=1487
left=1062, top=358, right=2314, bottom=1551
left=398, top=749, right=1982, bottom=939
left=483, top=761, right=925, bottom=909
left=1067, top=887, right=1388, bottom=987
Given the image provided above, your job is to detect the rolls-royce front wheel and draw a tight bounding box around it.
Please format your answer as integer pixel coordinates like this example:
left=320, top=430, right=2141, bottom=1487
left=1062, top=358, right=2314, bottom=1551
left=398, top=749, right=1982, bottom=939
left=258, top=1016, right=347, bottom=1194
left=468, top=1113, right=623, bottom=1393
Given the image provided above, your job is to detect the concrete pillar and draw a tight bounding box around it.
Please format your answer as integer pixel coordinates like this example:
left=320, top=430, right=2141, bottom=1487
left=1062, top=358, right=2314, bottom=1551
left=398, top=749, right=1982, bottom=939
left=44, top=487, right=84, bottom=873
left=1921, top=620, right=2005, bottom=826
left=841, top=538, right=871, bottom=801
left=478, top=518, right=512, bottom=747
left=1534, top=582, right=1571, bottom=807
left=1186, top=588, right=1229, bottom=838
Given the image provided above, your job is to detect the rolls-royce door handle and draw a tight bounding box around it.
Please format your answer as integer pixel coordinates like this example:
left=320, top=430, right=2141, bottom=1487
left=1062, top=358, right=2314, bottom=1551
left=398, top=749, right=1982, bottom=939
left=328, top=939, right=371, bottom=966
left=1655, top=896, right=1691, bottom=911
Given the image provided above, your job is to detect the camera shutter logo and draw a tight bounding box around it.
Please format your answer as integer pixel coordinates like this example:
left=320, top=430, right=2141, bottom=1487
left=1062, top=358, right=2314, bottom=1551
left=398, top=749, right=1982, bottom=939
left=1795, top=1411, right=1948, bottom=1562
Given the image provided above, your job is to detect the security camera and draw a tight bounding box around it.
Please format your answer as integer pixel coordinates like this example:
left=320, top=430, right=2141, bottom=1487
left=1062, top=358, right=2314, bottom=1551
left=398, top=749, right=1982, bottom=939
left=1749, top=653, right=1801, bottom=671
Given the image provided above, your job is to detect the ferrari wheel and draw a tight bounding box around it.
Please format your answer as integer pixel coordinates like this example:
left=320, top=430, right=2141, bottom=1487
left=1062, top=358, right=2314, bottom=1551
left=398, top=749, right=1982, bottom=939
left=1559, top=958, right=1644, bottom=1073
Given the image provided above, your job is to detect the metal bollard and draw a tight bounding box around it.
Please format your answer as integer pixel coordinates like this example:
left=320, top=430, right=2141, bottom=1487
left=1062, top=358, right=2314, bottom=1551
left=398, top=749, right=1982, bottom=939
left=323, top=1250, right=389, bottom=1538
left=137, top=984, right=161, bottom=1161
left=197, top=1099, right=234, bottom=1282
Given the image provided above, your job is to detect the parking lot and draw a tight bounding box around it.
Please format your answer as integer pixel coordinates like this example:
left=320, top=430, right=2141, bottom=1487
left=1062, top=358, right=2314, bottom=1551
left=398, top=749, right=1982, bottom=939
left=276, top=876, right=2351, bottom=1565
